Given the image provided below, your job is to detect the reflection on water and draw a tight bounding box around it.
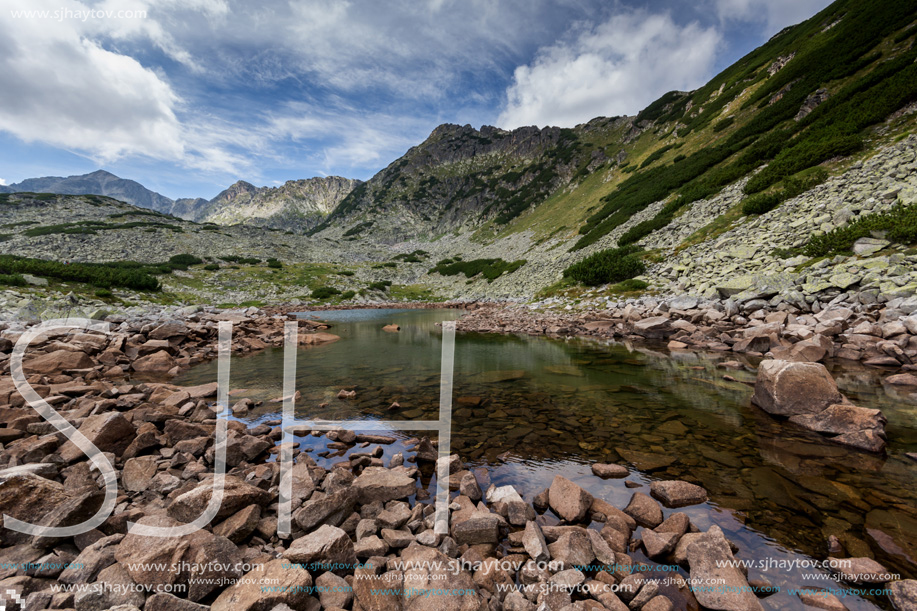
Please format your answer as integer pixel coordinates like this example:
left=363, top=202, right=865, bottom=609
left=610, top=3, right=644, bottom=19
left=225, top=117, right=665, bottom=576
left=174, top=308, right=917, bottom=611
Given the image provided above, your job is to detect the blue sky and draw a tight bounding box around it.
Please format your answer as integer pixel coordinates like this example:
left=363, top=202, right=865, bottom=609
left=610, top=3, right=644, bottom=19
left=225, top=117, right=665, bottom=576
left=0, top=0, right=833, bottom=200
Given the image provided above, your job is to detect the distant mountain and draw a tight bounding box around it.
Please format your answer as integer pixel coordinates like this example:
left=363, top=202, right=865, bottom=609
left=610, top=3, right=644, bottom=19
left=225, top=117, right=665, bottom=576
left=7, top=170, right=175, bottom=213
left=199, top=176, right=360, bottom=230
left=4, top=170, right=359, bottom=232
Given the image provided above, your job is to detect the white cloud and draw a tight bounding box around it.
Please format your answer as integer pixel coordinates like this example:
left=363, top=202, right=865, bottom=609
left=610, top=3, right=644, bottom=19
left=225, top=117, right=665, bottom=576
left=713, top=0, right=834, bottom=33
left=498, top=11, right=721, bottom=129
left=0, top=0, right=247, bottom=174
left=0, top=178, right=7, bottom=186
left=0, top=0, right=185, bottom=162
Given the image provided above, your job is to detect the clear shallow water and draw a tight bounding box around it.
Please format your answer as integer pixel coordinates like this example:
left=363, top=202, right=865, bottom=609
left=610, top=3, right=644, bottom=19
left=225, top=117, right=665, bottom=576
left=174, top=308, right=917, bottom=610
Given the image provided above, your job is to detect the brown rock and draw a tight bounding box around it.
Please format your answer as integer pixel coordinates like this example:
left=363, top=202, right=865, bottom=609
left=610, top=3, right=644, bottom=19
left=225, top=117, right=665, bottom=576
left=213, top=504, right=261, bottom=543
left=122, top=456, right=159, bottom=492
left=686, top=525, right=763, bottom=611
left=837, top=557, right=891, bottom=584
left=352, top=467, right=416, bottom=504
left=623, top=492, right=663, bottom=528
left=283, top=524, right=357, bottom=571
left=591, top=463, right=629, bottom=478
left=548, top=475, right=594, bottom=522
left=888, top=580, right=917, bottom=611
left=167, top=475, right=272, bottom=524
left=300, top=332, right=341, bottom=345
left=885, top=373, right=917, bottom=386
left=58, top=412, right=136, bottom=461
left=132, top=350, right=177, bottom=374
left=212, top=559, right=313, bottom=611
left=23, top=349, right=94, bottom=374
left=751, top=360, right=843, bottom=417
left=650, top=480, right=708, bottom=508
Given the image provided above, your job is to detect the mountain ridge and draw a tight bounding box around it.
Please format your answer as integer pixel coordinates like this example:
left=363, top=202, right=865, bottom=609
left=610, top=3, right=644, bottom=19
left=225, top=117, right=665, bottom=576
left=2, top=170, right=359, bottom=232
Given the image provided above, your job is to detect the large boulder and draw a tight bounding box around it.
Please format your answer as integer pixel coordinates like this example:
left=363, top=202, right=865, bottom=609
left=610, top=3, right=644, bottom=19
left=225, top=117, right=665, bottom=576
left=548, top=475, right=593, bottom=522
left=631, top=317, right=673, bottom=339
left=400, top=543, right=487, bottom=610
left=752, top=360, right=843, bottom=416
left=58, top=412, right=136, bottom=462
left=132, top=350, right=176, bottom=374
left=686, top=525, right=763, bottom=611
left=212, top=559, right=313, bottom=611
left=650, top=481, right=708, bottom=508
left=167, top=475, right=272, bottom=524
left=283, top=524, right=357, bottom=570
left=789, top=404, right=887, bottom=452
left=352, top=467, right=416, bottom=504
left=22, top=349, right=94, bottom=374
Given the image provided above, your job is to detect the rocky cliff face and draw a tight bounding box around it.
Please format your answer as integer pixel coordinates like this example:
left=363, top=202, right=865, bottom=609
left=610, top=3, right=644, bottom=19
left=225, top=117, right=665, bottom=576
left=199, top=176, right=360, bottom=231
left=310, top=118, right=631, bottom=242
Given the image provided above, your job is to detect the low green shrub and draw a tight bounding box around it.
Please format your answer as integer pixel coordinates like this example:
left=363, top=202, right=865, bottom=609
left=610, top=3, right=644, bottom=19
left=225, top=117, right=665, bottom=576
left=311, top=286, right=341, bottom=299
left=341, top=290, right=356, bottom=299
left=219, top=255, right=261, bottom=265
left=742, top=193, right=783, bottom=215
left=94, top=288, right=113, bottom=298
left=0, top=273, right=27, bottom=287
left=712, top=116, right=735, bottom=132
left=563, top=246, right=646, bottom=286
left=803, top=202, right=917, bottom=257
left=428, top=258, right=526, bottom=282
left=204, top=263, right=220, bottom=271
left=169, top=254, right=203, bottom=266
left=267, top=258, right=282, bottom=269
left=0, top=256, right=160, bottom=290
left=367, top=281, right=392, bottom=291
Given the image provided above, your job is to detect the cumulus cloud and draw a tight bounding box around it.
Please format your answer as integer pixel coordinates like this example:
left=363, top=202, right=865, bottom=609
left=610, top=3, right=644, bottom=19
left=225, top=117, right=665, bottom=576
left=0, top=0, right=248, bottom=174
left=0, top=178, right=7, bottom=186
left=498, top=11, right=721, bottom=128
left=713, top=0, right=834, bottom=33
left=0, top=0, right=185, bottom=162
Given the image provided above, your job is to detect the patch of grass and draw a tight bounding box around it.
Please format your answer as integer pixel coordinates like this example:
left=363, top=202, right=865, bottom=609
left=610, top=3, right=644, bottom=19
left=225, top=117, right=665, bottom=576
left=389, top=283, right=436, bottom=301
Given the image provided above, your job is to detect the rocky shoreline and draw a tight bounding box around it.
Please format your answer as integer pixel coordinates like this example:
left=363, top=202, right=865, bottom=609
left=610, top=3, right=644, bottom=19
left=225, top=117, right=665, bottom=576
left=0, top=304, right=914, bottom=611
left=455, top=295, right=917, bottom=373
